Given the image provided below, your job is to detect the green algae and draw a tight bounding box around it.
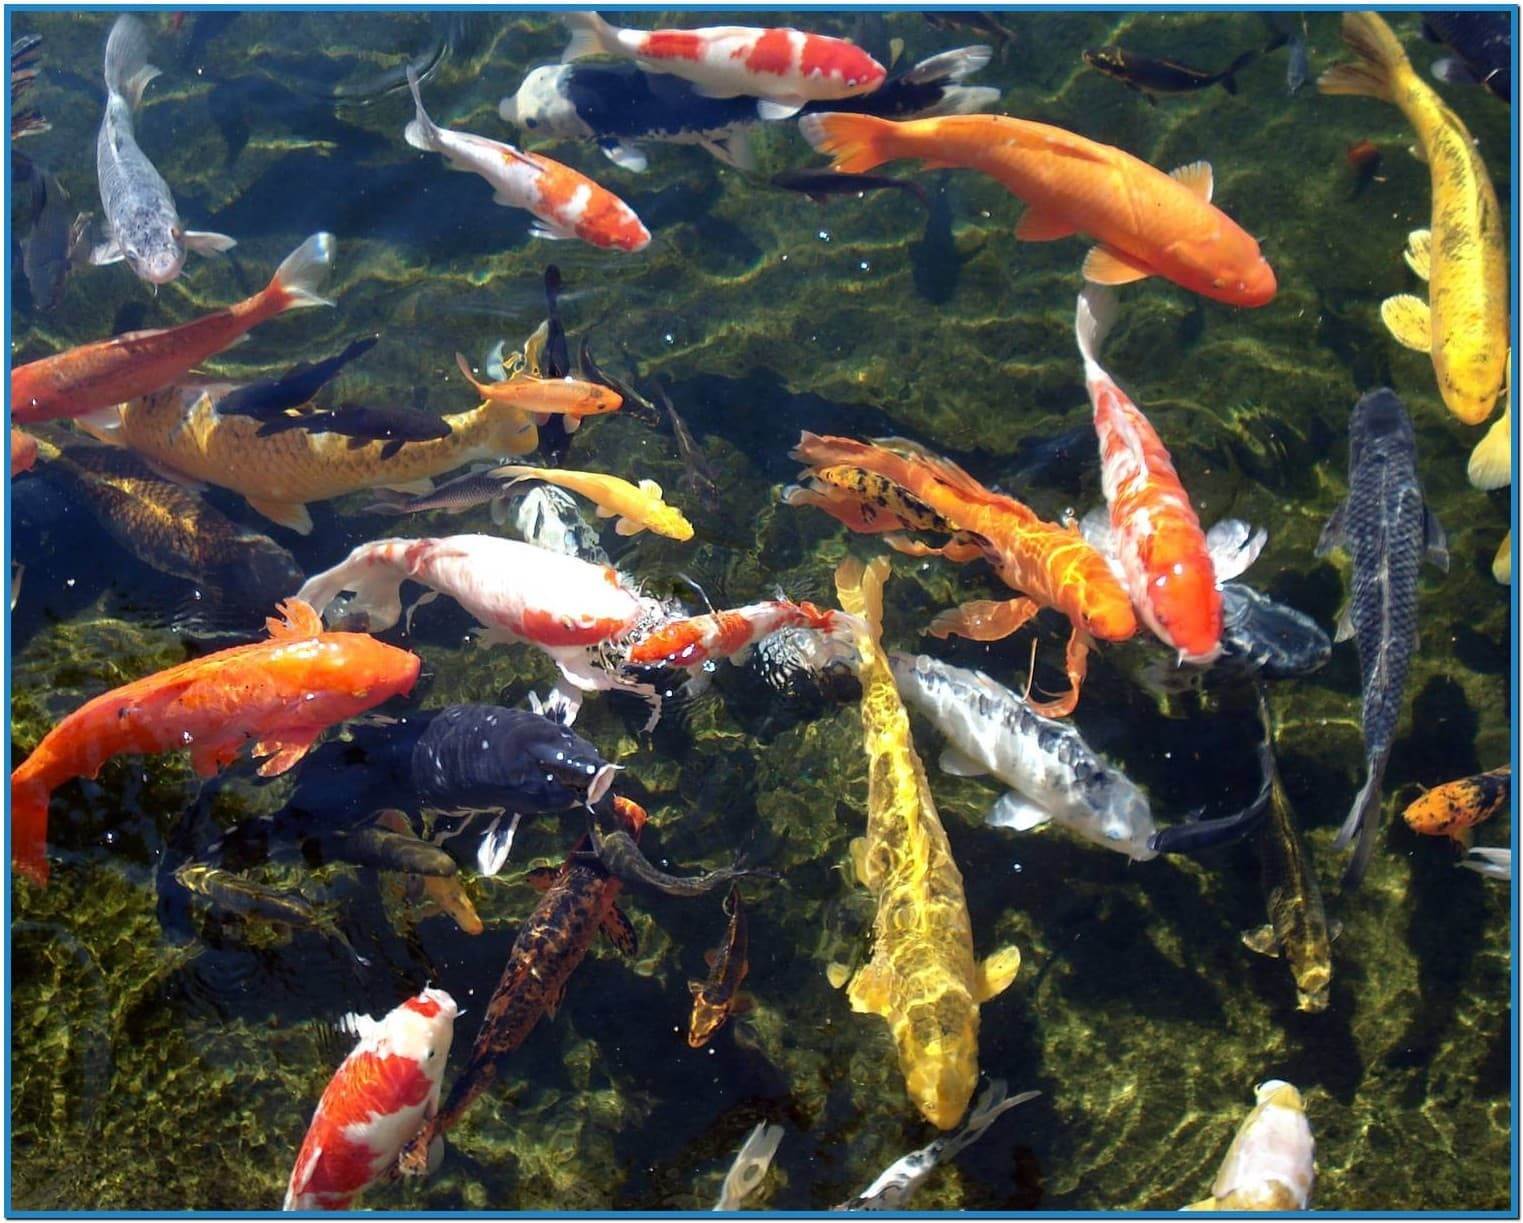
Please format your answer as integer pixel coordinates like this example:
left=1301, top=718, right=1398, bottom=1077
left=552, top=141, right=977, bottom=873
left=9, top=8, right=1513, bottom=1213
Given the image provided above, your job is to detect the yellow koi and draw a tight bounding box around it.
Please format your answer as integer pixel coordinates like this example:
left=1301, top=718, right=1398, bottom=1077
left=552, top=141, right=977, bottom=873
left=493, top=464, right=694, bottom=541
left=832, top=555, right=1021, bottom=1130
left=1322, top=13, right=1507, bottom=424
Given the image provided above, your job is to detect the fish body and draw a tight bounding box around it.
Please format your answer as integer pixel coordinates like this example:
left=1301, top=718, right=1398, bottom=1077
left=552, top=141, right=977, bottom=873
left=173, top=861, right=364, bottom=961
left=404, top=68, right=648, bottom=252
left=214, top=335, right=380, bottom=422
left=324, top=815, right=458, bottom=877
left=453, top=352, right=623, bottom=423
left=1316, top=388, right=1447, bottom=890
left=256, top=403, right=452, bottom=459
left=587, top=823, right=759, bottom=898
left=1285, top=32, right=1309, bottom=95
left=799, top=112, right=1275, bottom=307
left=560, top=12, right=885, bottom=120
left=94, top=16, right=235, bottom=285
left=43, top=442, right=303, bottom=610
left=1082, top=44, right=1258, bottom=101
left=789, top=433, right=1136, bottom=717
left=689, top=884, right=749, bottom=1046
left=502, top=47, right=997, bottom=174
left=22, top=170, right=92, bottom=311
left=1320, top=13, right=1507, bottom=423
left=492, top=464, right=693, bottom=541
left=627, top=598, right=846, bottom=668
left=1422, top=11, right=1510, bottom=103
left=284, top=988, right=458, bottom=1210
left=370, top=809, right=481, bottom=936
left=1184, top=1080, right=1315, bottom=1210
left=771, top=169, right=927, bottom=206
left=888, top=650, right=1157, bottom=860
left=9, top=599, right=420, bottom=886
left=712, top=1121, right=784, bottom=1210
left=752, top=624, right=861, bottom=704
left=12, top=232, right=332, bottom=425
left=1402, top=766, right=1510, bottom=846
left=398, top=797, right=645, bottom=1172
left=1219, top=584, right=1332, bottom=679
left=11, top=428, right=38, bottom=476
left=81, top=372, right=538, bottom=535
left=833, top=557, right=1021, bottom=1130
left=656, top=388, right=723, bottom=514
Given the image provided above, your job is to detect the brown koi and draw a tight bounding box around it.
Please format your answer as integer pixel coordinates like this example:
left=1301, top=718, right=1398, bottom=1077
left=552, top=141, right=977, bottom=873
left=688, top=884, right=750, bottom=1047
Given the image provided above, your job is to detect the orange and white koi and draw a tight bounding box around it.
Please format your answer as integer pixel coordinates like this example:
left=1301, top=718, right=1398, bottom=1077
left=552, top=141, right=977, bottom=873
left=10, top=232, right=333, bottom=425
left=452, top=351, right=621, bottom=433
left=561, top=12, right=885, bottom=120
left=492, top=464, right=694, bottom=541
left=284, top=988, right=459, bottom=1211
left=9, top=599, right=419, bottom=886
left=627, top=597, right=848, bottom=669
left=404, top=69, right=648, bottom=252
left=1074, top=286, right=1266, bottom=664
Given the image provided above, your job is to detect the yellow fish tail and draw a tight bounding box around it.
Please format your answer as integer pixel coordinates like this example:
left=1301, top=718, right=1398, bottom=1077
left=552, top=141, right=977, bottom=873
left=1493, top=532, right=1511, bottom=585
left=1468, top=408, right=1511, bottom=491
left=834, top=555, right=889, bottom=643
left=1318, top=12, right=1407, bottom=102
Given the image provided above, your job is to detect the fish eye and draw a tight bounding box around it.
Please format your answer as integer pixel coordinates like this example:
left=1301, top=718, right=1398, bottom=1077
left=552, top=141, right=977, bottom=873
left=524, top=118, right=537, bottom=129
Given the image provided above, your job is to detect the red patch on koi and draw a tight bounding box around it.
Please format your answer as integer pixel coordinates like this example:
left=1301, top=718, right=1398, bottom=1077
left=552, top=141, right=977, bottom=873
left=799, top=35, right=881, bottom=86
left=644, top=31, right=704, bottom=61
left=745, top=29, right=796, bottom=76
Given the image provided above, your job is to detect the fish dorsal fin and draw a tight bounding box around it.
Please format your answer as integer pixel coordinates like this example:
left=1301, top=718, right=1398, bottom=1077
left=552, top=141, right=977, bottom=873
left=523, top=320, right=550, bottom=376
left=1082, top=244, right=1155, bottom=287
left=267, top=598, right=323, bottom=640
left=871, top=435, right=992, bottom=501
left=1168, top=160, right=1214, bottom=201
left=637, top=478, right=663, bottom=498
left=1404, top=229, right=1431, bottom=281
left=1379, top=294, right=1432, bottom=352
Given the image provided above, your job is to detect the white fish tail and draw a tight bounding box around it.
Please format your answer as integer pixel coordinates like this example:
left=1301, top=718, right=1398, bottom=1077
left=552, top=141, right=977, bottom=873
left=562, top=11, right=620, bottom=63
left=1460, top=848, right=1511, bottom=882
left=1075, top=283, right=1119, bottom=373
left=103, top=15, right=161, bottom=109
left=296, top=539, right=413, bottom=632
left=403, top=64, right=440, bottom=153
left=270, top=232, right=335, bottom=310
left=917, top=84, right=1002, bottom=118
left=1335, top=749, right=1388, bottom=890
left=904, top=45, right=992, bottom=84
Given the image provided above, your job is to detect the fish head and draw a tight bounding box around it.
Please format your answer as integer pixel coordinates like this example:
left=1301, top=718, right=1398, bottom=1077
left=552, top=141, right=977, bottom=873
left=1142, top=550, right=1224, bottom=665
left=1224, top=255, right=1277, bottom=308
left=900, top=1003, right=978, bottom=1130
left=1079, top=585, right=1138, bottom=643
left=686, top=994, right=728, bottom=1047
left=1350, top=387, right=1413, bottom=453
left=128, top=227, right=188, bottom=286
left=380, top=987, right=459, bottom=1083
left=497, top=709, right=617, bottom=812
left=1081, top=46, right=1126, bottom=77
left=500, top=65, right=593, bottom=141
left=221, top=536, right=305, bottom=610
left=297, top=636, right=422, bottom=723
left=599, top=207, right=653, bottom=254
left=1081, top=767, right=1158, bottom=861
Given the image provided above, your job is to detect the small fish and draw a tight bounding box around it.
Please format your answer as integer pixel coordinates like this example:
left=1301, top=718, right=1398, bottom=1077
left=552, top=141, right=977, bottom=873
left=214, top=335, right=380, bottom=422
left=1082, top=44, right=1261, bottom=103
left=560, top=12, right=885, bottom=121
left=1402, top=767, right=1510, bottom=847
left=922, top=12, right=1018, bottom=47
left=1218, top=584, right=1333, bottom=679
left=1285, top=30, right=1310, bottom=95
left=628, top=598, right=848, bottom=670
left=404, top=67, right=649, bottom=251
left=491, top=464, right=694, bottom=541
left=837, top=1081, right=1040, bottom=1210
left=93, top=16, right=235, bottom=284
left=256, top=402, right=452, bottom=459
left=173, top=861, right=367, bottom=964
left=1183, top=1080, right=1315, bottom=1210
left=372, top=809, right=482, bottom=935
left=1459, top=847, right=1511, bottom=882
left=1421, top=11, right=1510, bottom=103
left=653, top=382, right=721, bottom=514
left=712, top=1122, right=785, bottom=1211
left=584, top=811, right=767, bottom=899
left=771, top=169, right=928, bottom=207
left=10, top=599, right=419, bottom=886
left=285, top=988, right=458, bottom=1210
left=1345, top=139, right=1383, bottom=199
left=22, top=171, right=93, bottom=312
left=321, top=813, right=459, bottom=877
left=578, top=337, right=662, bottom=426
left=689, top=884, right=751, bottom=1046
left=453, top=353, right=623, bottom=426
left=1317, top=388, right=1447, bottom=890
left=12, top=231, right=333, bottom=426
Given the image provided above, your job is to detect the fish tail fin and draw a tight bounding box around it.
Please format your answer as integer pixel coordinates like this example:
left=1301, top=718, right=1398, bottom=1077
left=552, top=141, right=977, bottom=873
left=404, top=64, right=439, bottom=152
left=1218, top=49, right=1258, bottom=94
left=902, top=44, right=993, bottom=86
left=1074, top=283, right=1119, bottom=372
left=1335, top=753, right=1388, bottom=891
left=11, top=773, right=52, bottom=887
left=798, top=112, right=898, bottom=175
left=266, top=232, right=335, bottom=312
left=1318, top=12, right=1406, bottom=102
left=562, top=11, right=619, bottom=63
left=103, top=15, right=161, bottom=110
left=833, top=556, right=889, bottom=645
left=1467, top=408, right=1511, bottom=490
left=294, top=540, right=410, bottom=632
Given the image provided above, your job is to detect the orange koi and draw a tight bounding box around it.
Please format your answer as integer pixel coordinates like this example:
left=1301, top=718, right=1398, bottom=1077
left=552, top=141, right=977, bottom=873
left=452, top=352, right=622, bottom=425
left=9, top=232, right=333, bottom=425
left=9, top=599, right=419, bottom=886
left=1403, top=767, right=1510, bottom=847
left=688, top=883, right=750, bottom=1048
left=627, top=598, right=846, bottom=669
left=798, top=112, right=1276, bottom=307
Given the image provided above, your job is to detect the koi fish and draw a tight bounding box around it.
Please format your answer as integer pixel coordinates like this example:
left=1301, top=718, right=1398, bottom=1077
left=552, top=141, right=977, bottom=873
left=372, top=810, right=482, bottom=936
left=173, top=862, right=367, bottom=964
left=1075, top=285, right=1266, bottom=663
left=1183, top=1080, right=1315, bottom=1210
left=833, top=556, right=1021, bottom=1130
left=491, top=464, right=694, bottom=540
left=1217, top=584, right=1332, bottom=680
left=688, top=884, right=750, bottom=1047
left=752, top=624, right=861, bottom=705
left=10, top=427, right=38, bottom=476
left=284, top=988, right=459, bottom=1211
left=712, top=1121, right=784, bottom=1210
left=1402, top=767, right=1510, bottom=847
left=93, top=15, right=235, bottom=284
left=1082, top=44, right=1260, bottom=103
left=798, top=112, right=1275, bottom=307
left=1321, top=12, right=1507, bottom=424
left=452, top=352, right=622, bottom=431
left=322, top=812, right=458, bottom=877
left=560, top=12, right=885, bottom=121
left=396, top=796, right=646, bottom=1176
left=9, top=599, right=419, bottom=886
left=255, top=403, right=452, bottom=459
left=583, top=820, right=764, bottom=899
left=627, top=598, right=848, bottom=669
left=789, top=433, right=1136, bottom=718
left=296, top=535, right=665, bottom=726
left=1421, top=11, right=1510, bottom=103
left=215, top=335, right=379, bottom=422
left=11, top=231, right=333, bottom=425
left=404, top=67, right=649, bottom=252
left=76, top=369, right=539, bottom=535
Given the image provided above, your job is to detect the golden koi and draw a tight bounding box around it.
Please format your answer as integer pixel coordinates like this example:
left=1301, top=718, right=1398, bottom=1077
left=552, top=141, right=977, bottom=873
left=492, top=464, right=694, bottom=540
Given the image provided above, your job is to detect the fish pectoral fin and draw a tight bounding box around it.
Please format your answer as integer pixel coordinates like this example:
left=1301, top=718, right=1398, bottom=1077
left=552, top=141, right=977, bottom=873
left=245, top=496, right=314, bottom=535
left=89, top=237, right=124, bottom=266
left=1403, top=229, right=1431, bottom=281
left=845, top=960, right=892, bottom=1017
left=73, top=405, right=127, bottom=442
left=755, top=96, right=806, bottom=120
left=825, top=961, right=852, bottom=990
left=189, top=738, right=243, bottom=778
left=1012, top=206, right=1077, bottom=242
left=1081, top=244, right=1155, bottom=287
left=938, top=746, right=989, bottom=777
left=1167, top=159, right=1214, bottom=202
left=602, top=904, right=638, bottom=956
left=1240, top=924, right=1281, bottom=957
left=267, top=598, right=324, bottom=640
left=253, top=729, right=323, bottom=778
left=848, top=835, right=874, bottom=888
left=183, top=230, right=238, bottom=255
left=593, top=502, right=617, bottom=518
left=1182, top=1196, right=1218, bottom=1211
left=974, top=945, right=1022, bottom=1002
left=599, top=139, right=649, bottom=173
left=1407, top=141, right=1429, bottom=164
left=1205, top=519, right=1268, bottom=581
left=1314, top=499, right=1348, bottom=559
left=613, top=516, right=646, bottom=537
left=528, top=222, right=573, bottom=241
left=1379, top=294, right=1432, bottom=352
left=526, top=866, right=558, bottom=892
left=1328, top=919, right=1345, bottom=943
left=1424, top=507, right=1450, bottom=572
left=987, top=791, right=1052, bottom=833
left=1467, top=409, right=1511, bottom=490
left=637, top=478, right=663, bottom=498
left=1333, top=603, right=1354, bottom=643
left=730, top=993, right=755, bottom=1016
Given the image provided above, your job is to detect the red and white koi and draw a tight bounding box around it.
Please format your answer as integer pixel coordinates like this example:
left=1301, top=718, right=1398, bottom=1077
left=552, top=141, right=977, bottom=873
left=403, top=68, right=648, bottom=253
left=1074, top=286, right=1265, bottom=665
left=626, top=598, right=852, bottom=669
left=561, top=12, right=886, bottom=120
left=284, top=987, right=459, bottom=1211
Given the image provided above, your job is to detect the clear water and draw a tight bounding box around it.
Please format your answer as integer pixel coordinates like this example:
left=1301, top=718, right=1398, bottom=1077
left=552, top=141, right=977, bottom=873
left=7, top=9, right=1513, bottom=1212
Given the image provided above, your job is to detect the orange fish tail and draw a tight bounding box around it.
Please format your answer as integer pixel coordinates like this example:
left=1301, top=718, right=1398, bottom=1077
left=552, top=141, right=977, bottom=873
left=10, top=772, right=52, bottom=886
left=264, top=232, right=336, bottom=314
left=798, top=112, right=898, bottom=175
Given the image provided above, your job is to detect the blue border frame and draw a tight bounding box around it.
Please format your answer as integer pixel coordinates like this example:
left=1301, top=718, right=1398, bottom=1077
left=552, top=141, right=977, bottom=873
left=0, top=4, right=1516, bottom=1218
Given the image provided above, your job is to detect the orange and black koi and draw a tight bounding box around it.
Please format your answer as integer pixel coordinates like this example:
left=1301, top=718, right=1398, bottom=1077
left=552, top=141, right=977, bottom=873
left=688, top=884, right=750, bottom=1047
